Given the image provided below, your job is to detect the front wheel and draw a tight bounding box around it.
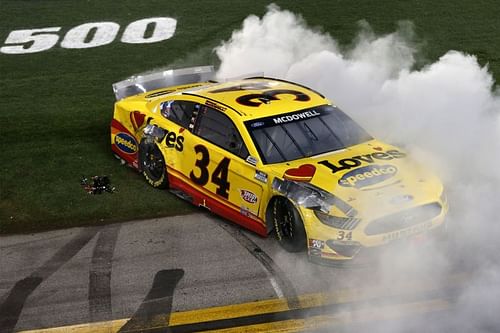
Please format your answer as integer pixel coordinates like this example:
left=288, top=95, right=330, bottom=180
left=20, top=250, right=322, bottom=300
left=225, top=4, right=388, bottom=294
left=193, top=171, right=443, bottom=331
left=272, top=197, right=307, bottom=252
left=139, top=140, right=168, bottom=189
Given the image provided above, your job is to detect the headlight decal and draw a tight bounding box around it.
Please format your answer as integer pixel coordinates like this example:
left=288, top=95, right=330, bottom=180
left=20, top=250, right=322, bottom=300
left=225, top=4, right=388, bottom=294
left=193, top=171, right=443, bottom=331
left=314, top=211, right=361, bottom=230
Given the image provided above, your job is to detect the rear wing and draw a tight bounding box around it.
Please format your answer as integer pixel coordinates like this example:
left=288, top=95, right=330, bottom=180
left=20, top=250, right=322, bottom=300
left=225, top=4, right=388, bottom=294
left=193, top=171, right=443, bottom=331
left=112, top=66, right=216, bottom=101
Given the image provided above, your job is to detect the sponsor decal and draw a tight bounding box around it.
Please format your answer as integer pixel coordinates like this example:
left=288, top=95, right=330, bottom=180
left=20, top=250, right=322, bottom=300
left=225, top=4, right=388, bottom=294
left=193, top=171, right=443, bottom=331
left=254, top=170, right=268, bottom=183
left=240, top=206, right=260, bottom=221
left=283, top=164, right=316, bottom=182
left=246, top=156, right=258, bottom=166
left=318, top=149, right=406, bottom=174
left=146, top=90, right=175, bottom=98
left=164, top=131, right=184, bottom=152
left=273, top=109, right=320, bottom=124
left=251, top=121, right=265, bottom=128
left=145, top=122, right=184, bottom=152
left=309, top=239, right=325, bottom=249
left=205, top=100, right=226, bottom=112
left=240, top=190, right=258, bottom=204
left=114, top=132, right=137, bottom=154
left=382, top=221, right=432, bottom=242
left=338, top=165, right=398, bottom=188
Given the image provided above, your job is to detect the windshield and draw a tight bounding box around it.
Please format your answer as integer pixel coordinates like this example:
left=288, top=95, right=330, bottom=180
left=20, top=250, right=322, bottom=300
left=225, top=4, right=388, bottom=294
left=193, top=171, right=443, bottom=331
left=245, top=105, right=372, bottom=164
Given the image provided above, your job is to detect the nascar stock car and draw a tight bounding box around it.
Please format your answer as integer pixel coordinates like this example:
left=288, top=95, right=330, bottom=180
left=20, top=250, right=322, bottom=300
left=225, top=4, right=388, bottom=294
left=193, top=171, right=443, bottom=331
left=111, top=66, right=448, bottom=264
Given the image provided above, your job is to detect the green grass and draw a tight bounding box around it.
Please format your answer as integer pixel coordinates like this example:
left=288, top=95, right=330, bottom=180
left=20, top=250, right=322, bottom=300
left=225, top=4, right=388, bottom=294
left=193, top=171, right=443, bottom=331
left=1, top=0, right=499, bottom=234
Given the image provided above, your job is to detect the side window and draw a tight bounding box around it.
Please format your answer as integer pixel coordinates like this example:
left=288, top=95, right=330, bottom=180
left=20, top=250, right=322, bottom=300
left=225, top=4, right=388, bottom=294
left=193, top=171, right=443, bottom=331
left=194, top=106, right=249, bottom=158
left=161, top=100, right=199, bottom=128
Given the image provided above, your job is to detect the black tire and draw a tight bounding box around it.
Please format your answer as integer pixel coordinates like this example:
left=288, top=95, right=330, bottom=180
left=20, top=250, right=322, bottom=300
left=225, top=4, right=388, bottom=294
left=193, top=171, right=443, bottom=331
left=272, top=197, right=307, bottom=252
left=139, top=139, right=168, bottom=189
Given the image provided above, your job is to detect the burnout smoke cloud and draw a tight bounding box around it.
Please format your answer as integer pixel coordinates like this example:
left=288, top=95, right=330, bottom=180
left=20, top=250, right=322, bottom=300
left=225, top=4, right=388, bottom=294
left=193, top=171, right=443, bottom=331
left=216, top=4, right=500, bottom=331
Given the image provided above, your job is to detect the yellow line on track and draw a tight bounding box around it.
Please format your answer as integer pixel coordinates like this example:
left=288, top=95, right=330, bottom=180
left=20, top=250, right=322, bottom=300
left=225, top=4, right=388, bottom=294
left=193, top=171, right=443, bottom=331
left=19, top=273, right=466, bottom=333
left=200, top=299, right=450, bottom=333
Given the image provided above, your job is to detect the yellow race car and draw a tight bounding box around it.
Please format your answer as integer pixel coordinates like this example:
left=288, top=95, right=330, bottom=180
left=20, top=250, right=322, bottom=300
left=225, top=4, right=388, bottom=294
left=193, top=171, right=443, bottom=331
left=111, top=66, right=447, bottom=265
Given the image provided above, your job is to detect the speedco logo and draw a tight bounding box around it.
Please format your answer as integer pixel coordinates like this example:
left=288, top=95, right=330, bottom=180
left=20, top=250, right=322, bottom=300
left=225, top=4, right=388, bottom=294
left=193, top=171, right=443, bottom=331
left=338, top=165, right=397, bottom=188
left=114, top=133, right=137, bottom=154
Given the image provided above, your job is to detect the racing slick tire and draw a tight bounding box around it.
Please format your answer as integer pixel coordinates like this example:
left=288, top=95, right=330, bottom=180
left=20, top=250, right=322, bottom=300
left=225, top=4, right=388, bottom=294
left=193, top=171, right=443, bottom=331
left=272, top=197, right=307, bottom=252
left=139, top=139, right=168, bottom=189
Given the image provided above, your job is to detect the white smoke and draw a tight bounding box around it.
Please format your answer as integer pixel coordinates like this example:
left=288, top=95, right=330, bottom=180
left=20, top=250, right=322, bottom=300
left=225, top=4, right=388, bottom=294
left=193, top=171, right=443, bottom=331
left=215, top=4, right=500, bottom=331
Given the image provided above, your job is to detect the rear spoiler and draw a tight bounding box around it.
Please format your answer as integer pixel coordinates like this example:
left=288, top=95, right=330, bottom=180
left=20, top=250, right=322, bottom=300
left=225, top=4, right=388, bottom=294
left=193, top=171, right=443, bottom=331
left=112, top=65, right=216, bottom=101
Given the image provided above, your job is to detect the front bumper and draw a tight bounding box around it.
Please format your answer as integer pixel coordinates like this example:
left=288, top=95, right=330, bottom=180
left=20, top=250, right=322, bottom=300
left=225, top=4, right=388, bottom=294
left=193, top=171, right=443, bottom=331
left=303, top=200, right=448, bottom=266
left=307, top=220, right=448, bottom=267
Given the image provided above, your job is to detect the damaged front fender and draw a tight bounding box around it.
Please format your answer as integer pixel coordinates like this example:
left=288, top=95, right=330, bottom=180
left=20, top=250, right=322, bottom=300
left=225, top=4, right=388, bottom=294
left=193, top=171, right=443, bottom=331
left=143, top=124, right=167, bottom=141
left=272, top=178, right=357, bottom=217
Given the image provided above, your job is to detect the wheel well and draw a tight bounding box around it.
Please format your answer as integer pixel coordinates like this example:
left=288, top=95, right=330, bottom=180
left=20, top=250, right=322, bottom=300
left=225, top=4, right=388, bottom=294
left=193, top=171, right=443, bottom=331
left=265, top=196, right=288, bottom=235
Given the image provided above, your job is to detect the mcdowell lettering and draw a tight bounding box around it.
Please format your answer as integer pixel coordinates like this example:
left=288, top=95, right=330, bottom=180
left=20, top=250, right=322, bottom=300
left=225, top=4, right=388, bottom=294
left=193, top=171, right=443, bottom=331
left=273, top=110, right=320, bottom=124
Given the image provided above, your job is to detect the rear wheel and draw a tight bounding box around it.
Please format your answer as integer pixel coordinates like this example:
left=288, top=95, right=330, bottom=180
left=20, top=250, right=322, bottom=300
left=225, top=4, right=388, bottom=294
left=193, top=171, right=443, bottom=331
left=139, top=140, right=168, bottom=189
left=272, top=197, right=307, bottom=252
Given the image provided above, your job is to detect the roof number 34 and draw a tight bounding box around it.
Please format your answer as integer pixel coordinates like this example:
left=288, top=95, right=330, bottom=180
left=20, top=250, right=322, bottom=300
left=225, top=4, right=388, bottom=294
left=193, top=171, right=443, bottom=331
left=0, top=17, right=177, bottom=54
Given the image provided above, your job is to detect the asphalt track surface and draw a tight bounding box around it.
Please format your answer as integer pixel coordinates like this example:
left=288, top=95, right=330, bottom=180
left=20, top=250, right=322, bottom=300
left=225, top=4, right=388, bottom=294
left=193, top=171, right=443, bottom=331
left=0, top=212, right=477, bottom=332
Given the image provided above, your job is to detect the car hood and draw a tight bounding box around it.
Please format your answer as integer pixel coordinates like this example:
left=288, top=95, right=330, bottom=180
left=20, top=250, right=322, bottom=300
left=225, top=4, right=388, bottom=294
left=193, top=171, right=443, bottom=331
left=267, top=139, right=444, bottom=220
